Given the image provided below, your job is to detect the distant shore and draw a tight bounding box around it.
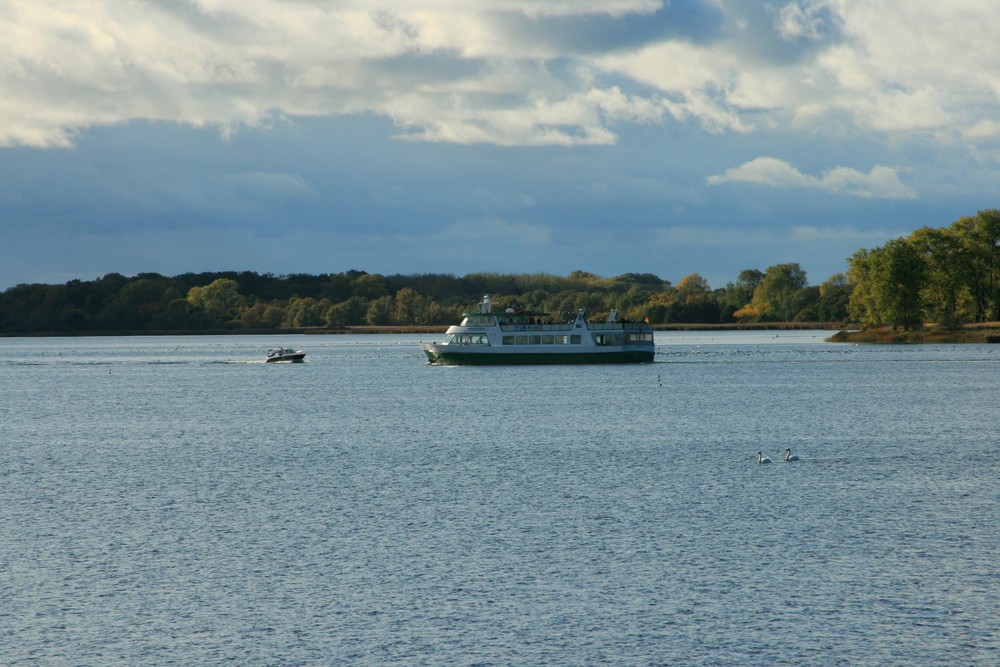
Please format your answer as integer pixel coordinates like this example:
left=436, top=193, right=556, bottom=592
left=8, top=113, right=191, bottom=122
left=337, top=321, right=846, bottom=335
left=7, top=322, right=1000, bottom=342
left=1, top=321, right=843, bottom=337
left=828, top=323, right=1000, bottom=344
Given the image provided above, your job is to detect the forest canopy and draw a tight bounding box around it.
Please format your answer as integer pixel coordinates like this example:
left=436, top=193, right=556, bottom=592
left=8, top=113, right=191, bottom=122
left=2, top=210, right=996, bottom=334
left=0, top=266, right=849, bottom=334
left=847, top=209, right=1000, bottom=330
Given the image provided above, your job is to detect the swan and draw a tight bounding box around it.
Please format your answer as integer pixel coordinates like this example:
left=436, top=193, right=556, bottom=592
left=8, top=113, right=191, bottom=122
left=756, top=451, right=772, bottom=464
left=784, top=448, right=799, bottom=462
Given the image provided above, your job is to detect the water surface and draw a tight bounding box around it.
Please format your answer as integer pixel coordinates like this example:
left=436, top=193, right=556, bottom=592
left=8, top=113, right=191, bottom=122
left=1, top=333, right=997, bottom=665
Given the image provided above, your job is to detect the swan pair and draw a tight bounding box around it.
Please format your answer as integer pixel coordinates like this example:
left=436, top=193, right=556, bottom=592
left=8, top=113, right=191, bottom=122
left=756, top=448, right=799, bottom=464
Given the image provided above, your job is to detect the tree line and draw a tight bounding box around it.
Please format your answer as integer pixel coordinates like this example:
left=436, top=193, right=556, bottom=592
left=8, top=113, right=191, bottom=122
left=847, top=209, right=1000, bottom=330
left=1, top=209, right=995, bottom=334
left=0, top=266, right=850, bottom=334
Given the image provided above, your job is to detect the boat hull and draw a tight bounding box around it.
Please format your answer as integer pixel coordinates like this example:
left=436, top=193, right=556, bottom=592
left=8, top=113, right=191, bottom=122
left=422, top=344, right=653, bottom=365
left=265, top=353, right=306, bottom=363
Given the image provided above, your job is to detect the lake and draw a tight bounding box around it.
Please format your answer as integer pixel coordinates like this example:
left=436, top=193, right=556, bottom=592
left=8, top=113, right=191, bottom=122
left=1, top=332, right=997, bottom=665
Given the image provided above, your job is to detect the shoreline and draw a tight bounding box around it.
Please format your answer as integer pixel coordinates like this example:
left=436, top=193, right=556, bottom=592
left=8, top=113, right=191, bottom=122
left=2, top=322, right=845, bottom=338
left=828, top=324, right=1000, bottom=344
left=6, top=322, right=1000, bottom=342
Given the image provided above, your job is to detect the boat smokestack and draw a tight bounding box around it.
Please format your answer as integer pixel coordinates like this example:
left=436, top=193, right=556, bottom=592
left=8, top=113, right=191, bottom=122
left=479, top=295, right=493, bottom=313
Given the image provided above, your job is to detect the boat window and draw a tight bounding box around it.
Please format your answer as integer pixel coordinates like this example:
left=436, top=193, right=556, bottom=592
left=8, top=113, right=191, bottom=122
left=594, top=333, right=623, bottom=346
left=463, top=315, right=494, bottom=327
left=449, top=334, right=488, bottom=346
left=501, top=334, right=583, bottom=345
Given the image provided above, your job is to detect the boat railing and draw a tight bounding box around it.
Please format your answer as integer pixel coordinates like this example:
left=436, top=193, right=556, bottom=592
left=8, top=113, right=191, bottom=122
left=587, top=322, right=652, bottom=331
left=498, top=321, right=650, bottom=333
left=498, top=323, right=574, bottom=332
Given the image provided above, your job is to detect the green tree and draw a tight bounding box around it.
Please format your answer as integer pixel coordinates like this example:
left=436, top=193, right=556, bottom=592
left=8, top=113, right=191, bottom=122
left=675, top=273, right=711, bottom=298
left=162, top=298, right=205, bottom=330
left=885, top=239, right=925, bottom=329
left=284, top=297, right=329, bottom=327
left=187, top=278, right=244, bottom=326
left=352, top=273, right=389, bottom=300
left=910, top=226, right=969, bottom=327
left=424, top=301, right=461, bottom=325
left=814, top=273, right=852, bottom=322
left=366, top=295, right=396, bottom=325
left=325, top=296, right=370, bottom=328
left=951, top=210, right=1000, bottom=322
left=666, top=273, right=720, bottom=323
left=394, top=288, right=429, bottom=325
left=748, top=263, right=808, bottom=321
left=240, top=302, right=286, bottom=328
left=852, top=239, right=926, bottom=329
left=847, top=249, right=879, bottom=327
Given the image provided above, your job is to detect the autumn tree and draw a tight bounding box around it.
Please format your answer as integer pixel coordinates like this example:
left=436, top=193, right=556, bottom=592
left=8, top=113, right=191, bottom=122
left=284, top=297, right=330, bottom=327
left=366, top=295, right=396, bottom=325
left=240, top=302, right=286, bottom=329
left=325, top=296, right=369, bottom=328
left=814, top=273, right=852, bottom=322
left=352, top=273, right=390, bottom=300
left=394, top=288, right=429, bottom=325
left=722, top=269, right=764, bottom=318
left=186, top=278, right=244, bottom=326
left=740, top=263, right=809, bottom=321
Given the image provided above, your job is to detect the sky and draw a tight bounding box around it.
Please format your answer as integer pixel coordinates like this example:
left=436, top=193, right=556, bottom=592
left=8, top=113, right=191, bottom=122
left=2, top=0, right=999, bottom=291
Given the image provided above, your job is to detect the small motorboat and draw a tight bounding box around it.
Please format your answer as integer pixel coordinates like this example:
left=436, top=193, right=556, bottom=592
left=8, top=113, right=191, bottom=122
left=265, top=347, right=306, bottom=363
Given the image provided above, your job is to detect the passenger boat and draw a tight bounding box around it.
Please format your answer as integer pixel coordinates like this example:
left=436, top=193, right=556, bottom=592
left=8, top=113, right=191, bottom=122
left=422, top=295, right=655, bottom=365
left=265, top=347, right=306, bottom=363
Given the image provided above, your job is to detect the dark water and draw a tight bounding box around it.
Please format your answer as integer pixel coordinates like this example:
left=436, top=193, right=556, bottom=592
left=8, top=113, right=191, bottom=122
left=1, top=333, right=997, bottom=665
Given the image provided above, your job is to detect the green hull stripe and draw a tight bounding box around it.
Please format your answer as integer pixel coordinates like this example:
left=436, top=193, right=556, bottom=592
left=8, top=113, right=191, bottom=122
left=424, top=350, right=654, bottom=365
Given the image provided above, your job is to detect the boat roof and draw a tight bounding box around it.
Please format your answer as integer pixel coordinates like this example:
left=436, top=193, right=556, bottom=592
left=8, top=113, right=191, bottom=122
left=463, top=310, right=549, bottom=317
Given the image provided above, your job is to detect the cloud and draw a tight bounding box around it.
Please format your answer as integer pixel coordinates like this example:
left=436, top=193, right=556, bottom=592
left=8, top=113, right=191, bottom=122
left=772, top=0, right=843, bottom=42
left=0, top=1, right=692, bottom=149
left=707, top=157, right=917, bottom=199
left=962, top=120, right=1000, bottom=147
left=2, top=1, right=1000, bottom=155
left=0, top=0, right=979, bottom=202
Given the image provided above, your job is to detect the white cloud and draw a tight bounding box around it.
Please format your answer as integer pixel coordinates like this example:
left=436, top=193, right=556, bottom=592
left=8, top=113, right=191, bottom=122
left=707, top=157, right=916, bottom=199
left=962, top=120, right=1000, bottom=146
left=772, top=0, right=833, bottom=42
left=2, top=1, right=1000, bottom=150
